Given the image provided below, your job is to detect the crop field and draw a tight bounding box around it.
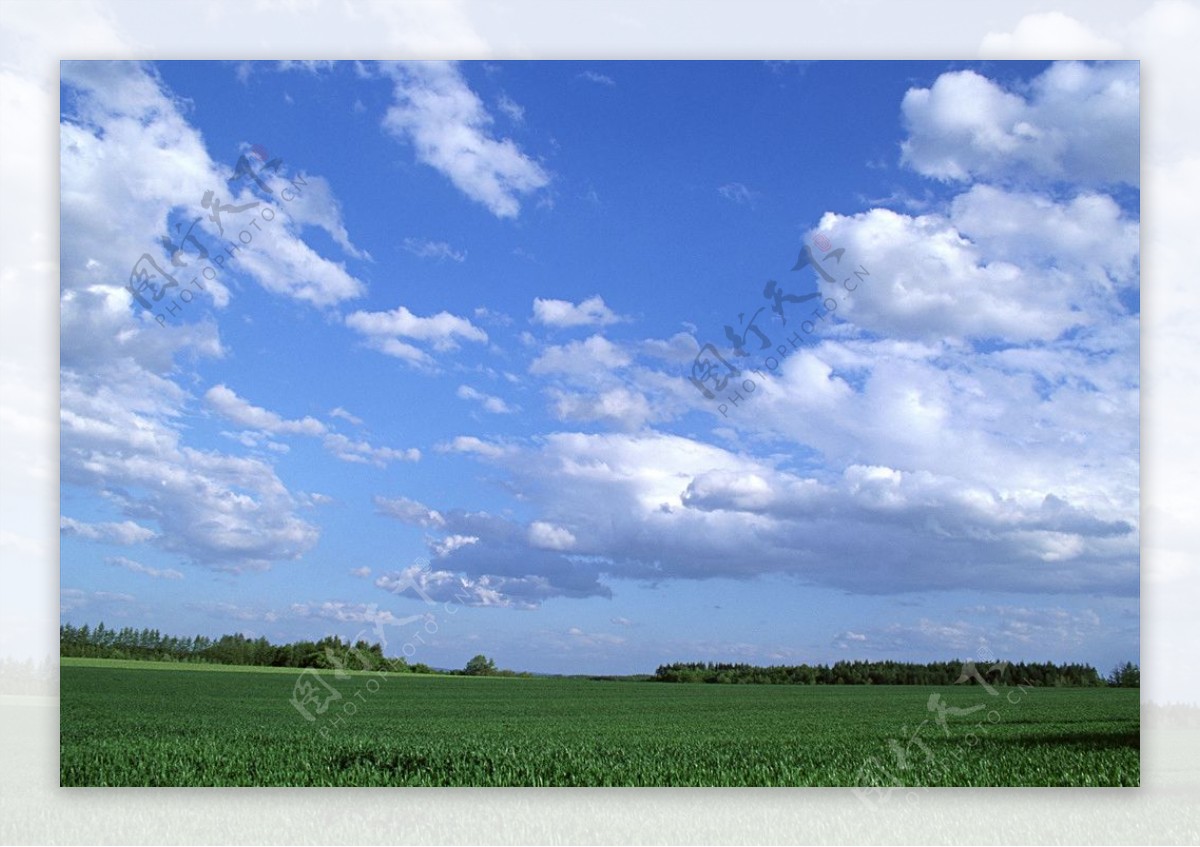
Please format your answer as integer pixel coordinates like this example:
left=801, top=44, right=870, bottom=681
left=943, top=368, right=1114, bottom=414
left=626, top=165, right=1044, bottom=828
left=60, top=659, right=1139, bottom=787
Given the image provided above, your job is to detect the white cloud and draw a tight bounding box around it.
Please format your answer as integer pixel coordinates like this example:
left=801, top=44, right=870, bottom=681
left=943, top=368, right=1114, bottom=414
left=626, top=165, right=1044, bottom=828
left=900, top=61, right=1139, bottom=186
left=456, top=384, right=514, bottom=414
left=496, top=93, right=524, bottom=122
left=60, top=516, right=156, bottom=545
left=329, top=406, right=363, bottom=426
left=437, top=435, right=512, bottom=460
left=717, top=182, right=758, bottom=205
left=105, top=556, right=183, bottom=580
left=528, top=521, right=576, bottom=551
left=289, top=601, right=424, bottom=630
left=402, top=237, right=466, bottom=262
left=432, top=534, right=480, bottom=557
left=205, top=384, right=326, bottom=436
left=322, top=433, right=420, bottom=467
left=375, top=563, right=548, bottom=610
left=270, top=170, right=369, bottom=260
left=381, top=61, right=550, bottom=218
left=428, top=428, right=1135, bottom=598
left=531, top=295, right=624, bottom=328
left=530, top=335, right=631, bottom=376
left=54, top=61, right=381, bottom=575
left=578, top=71, right=615, bottom=86
left=834, top=605, right=1108, bottom=655
left=374, top=495, right=447, bottom=528
left=61, top=367, right=320, bottom=572
left=805, top=185, right=1138, bottom=343
left=276, top=60, right=337, bottom=75
left=550, top=387, right=655, bottom=430
left=345, top=304, right=487, bottom=365
left=350, top=566, right=372, bottom=578
left=60, top=61, right=366, bottom=312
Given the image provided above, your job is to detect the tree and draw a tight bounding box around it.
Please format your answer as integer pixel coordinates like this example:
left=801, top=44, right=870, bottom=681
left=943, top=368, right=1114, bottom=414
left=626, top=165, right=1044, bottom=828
left=1108, top=661, right=1140, bottom=688
left=463, top=654, right=497, bottom=676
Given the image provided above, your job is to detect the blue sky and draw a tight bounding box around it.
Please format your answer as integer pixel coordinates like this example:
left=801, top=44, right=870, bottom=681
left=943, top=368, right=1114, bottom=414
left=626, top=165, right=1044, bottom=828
left=59, top=59, right=1140, bottom=675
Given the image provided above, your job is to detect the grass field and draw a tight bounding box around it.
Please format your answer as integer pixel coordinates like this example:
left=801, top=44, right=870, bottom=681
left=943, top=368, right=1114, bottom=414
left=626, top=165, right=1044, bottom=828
left=60, top=659, right=1139, bottom=787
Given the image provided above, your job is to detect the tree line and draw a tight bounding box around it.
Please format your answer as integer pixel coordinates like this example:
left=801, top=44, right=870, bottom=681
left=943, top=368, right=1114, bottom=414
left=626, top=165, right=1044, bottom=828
left=60, top=622, right=437, bottom=673
left=60, top=623, right=530, bottom=677
left=61, top=623, right=1136, bottom=686
left=653, top=659, right=1137, bottom=687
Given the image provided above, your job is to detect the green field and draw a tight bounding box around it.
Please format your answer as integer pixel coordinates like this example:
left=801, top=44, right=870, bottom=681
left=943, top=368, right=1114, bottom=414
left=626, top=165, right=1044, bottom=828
left=60, top=659, right=1139, bottom=787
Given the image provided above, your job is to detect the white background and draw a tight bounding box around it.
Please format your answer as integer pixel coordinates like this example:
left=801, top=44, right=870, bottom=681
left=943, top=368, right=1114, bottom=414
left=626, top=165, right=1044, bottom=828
left=0, top=0, right=1196, bottom=843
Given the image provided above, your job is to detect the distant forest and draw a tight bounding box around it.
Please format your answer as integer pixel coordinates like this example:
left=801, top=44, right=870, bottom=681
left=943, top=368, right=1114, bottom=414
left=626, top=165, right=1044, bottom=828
left=60, top=622, right=435, bottom=673
left=60, top=622, right=1138, bottom=686
left=653, top=660, right=1139, bottom=687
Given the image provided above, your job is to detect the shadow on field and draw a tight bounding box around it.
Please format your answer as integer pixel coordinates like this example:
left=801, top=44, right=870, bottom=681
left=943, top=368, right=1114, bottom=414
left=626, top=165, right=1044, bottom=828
left=990, top=729, right=1140, bottom=750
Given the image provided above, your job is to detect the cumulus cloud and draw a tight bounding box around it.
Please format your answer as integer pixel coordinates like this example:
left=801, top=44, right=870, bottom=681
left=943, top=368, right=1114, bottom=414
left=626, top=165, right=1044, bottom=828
left=56, top=62, right=385, bottom=574
left=322, top=433, right=420, bottom=468
left=373, top=495, right=446, bottom=528
left=530, top=335, right=631, bottom=376
left=431, top=534, right=480, bottom=557
left=205, top=385, right=326, bottom=436
left=61, top=516, right=157, bottom=545
left=420, top=428, right=1136, bottom=598
left=436, top=435, right=513, bottom=460
left=105, top=555, right=184, bottom=580
left=270, top=170, right=369, bottom=259
left=528, top=521, right=576, bottom=551
left=803, top=184, right=1138, bottom=342
left=899, top=61, right=1139, bottom=186
left=60, top=62, right=366, bottom=313
left=345, top=304, right=487, bottom=367
left=61, top=367, right=319, bottom=572
left=375, top=563, right=558, bottom=610
left=329, top=406, right=363, bottom=426
left=531, top=295, right=624, bottom=328
left=549, top=387, right=655, bottom=430
left=381, top=61, right=550, bottom=218
left=456, top=384, right=515, bottom=414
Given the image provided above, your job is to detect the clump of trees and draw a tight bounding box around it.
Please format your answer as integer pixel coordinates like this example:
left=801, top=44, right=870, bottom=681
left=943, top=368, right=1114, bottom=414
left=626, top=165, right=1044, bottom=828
left=653, top=659, right=1107, bottom=687
left=458, top=654, right=531, bottom=678
left=1107, top=661, right=1140, bottom=687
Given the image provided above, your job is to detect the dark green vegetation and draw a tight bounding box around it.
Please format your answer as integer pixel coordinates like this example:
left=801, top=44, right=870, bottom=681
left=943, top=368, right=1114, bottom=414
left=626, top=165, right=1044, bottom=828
left=59, top=624, right=529, bottom=677
left=61, top=659, right=1139, bottom=787
left=61, top=622, right=414, bottom=671
left=653, top=660, right=1115, bottom=687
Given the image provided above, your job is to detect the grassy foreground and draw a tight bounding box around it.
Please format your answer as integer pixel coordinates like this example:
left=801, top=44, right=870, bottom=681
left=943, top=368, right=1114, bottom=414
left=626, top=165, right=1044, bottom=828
left=60, top=659, right=1138, bottom=787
